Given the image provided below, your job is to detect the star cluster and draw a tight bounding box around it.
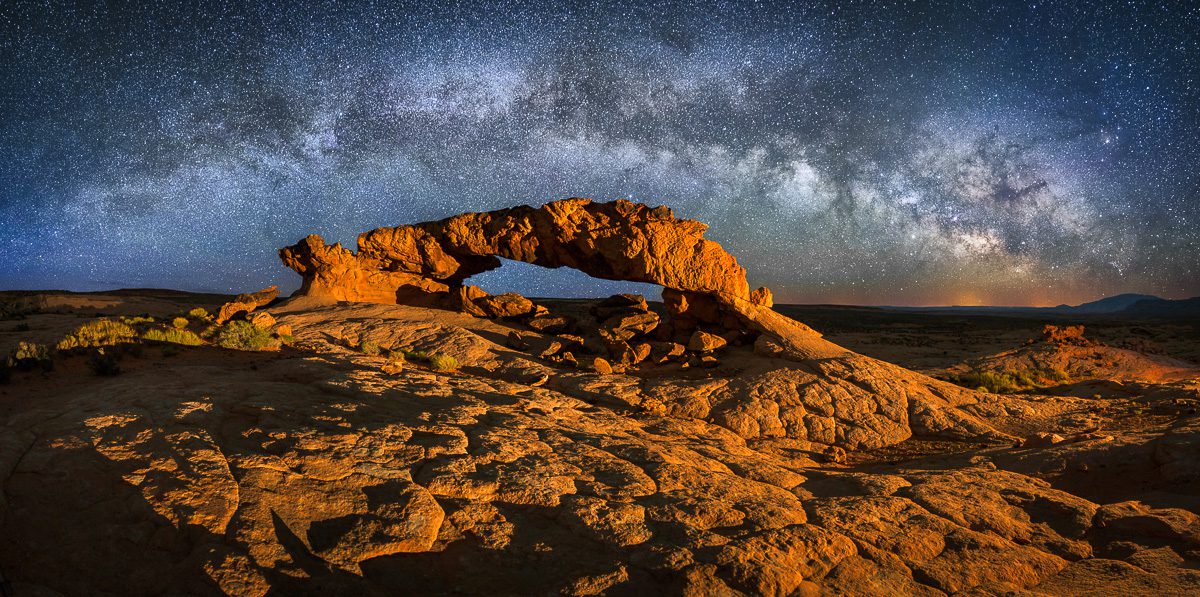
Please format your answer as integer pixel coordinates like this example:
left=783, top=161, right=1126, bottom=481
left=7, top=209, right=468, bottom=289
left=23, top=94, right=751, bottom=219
left=1, top=0, right=1197, bottom=305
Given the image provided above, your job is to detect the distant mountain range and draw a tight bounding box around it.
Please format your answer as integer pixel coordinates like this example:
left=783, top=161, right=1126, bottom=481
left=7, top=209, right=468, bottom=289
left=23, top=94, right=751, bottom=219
left=890, top=293, right=1200, bottom=318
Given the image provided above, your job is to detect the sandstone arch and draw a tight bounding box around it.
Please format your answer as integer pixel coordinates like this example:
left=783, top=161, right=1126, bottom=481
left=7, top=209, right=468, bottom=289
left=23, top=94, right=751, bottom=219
left=282, top=198, right=747, bottom=302
left=280, top=197, right=1012, bottom=449
left=278, top=198, right=827, bottom=351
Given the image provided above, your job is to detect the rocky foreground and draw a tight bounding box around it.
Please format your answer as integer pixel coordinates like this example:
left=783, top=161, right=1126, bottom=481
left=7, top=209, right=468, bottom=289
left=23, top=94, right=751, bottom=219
left=0, top=292, right=1196, bottom=596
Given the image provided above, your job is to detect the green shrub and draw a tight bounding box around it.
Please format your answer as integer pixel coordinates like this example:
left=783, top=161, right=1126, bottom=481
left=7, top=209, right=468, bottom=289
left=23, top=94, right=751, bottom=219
left=360, top=341, right=381, bottom=356
left=10, top=341, right=53, bottom=372
left=278, top=334, right=296, bottom=346
left=143, top=327, right=204, bottom=346
left=13, top=341, right=49, bottom=362
left=187, top=307, right=211, bottom=320
left=951, top=366, right=1073, bottom=394
left=393, top=348, right=429, bottom=360
left=172, top=317, right=189, bottom=330
left=57, top=319, right=137, bottom=350
left=387, top=347, right=458, bottom=371
left=428, top=354, right=459, bottom=372
left=120, top=316, right=155, bottom=325
left=88, top=348, right=121, bottom=376
left=216, top=321, right=280, bottom=351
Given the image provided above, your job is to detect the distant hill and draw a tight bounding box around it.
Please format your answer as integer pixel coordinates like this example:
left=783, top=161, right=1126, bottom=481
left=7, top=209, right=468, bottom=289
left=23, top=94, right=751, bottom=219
left=1121, top=296, right=1200, bottom=318
left=889, top=293, right=1200, bottom=318
left=1048, top=293, right=1162, bottom=314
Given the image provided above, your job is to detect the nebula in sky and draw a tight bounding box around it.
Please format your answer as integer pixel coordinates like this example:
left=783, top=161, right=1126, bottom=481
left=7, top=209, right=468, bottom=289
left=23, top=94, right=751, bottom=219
left=1, top=1, right=1196, bottom=305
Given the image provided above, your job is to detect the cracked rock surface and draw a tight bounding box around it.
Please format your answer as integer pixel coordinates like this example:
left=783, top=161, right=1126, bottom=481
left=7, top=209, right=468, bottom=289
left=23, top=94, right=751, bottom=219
left=1, top=298, right=1199, bottom=595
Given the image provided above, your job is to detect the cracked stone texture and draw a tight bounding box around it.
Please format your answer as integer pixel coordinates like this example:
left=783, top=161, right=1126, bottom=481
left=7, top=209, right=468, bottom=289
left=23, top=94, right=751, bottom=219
left=1, top=298, right=1199, bottom=595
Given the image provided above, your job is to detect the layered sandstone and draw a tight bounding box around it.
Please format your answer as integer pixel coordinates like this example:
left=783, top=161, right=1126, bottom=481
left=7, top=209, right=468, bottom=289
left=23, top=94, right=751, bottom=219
left=3, top=295, right=1199, bottom=595
left=280, top=198, right=749, bottom=304
left=278, top=198, right=1011, bottom=450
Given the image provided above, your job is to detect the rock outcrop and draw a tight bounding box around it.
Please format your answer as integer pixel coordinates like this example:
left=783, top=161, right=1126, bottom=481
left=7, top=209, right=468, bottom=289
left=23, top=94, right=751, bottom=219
left=3, top=295, right=1199, bottom=596
left=216, top=285, right=280, bottom=324
left=280, top=199, right=749, bottom=306
left=279, top=198, right=1012, bottom=450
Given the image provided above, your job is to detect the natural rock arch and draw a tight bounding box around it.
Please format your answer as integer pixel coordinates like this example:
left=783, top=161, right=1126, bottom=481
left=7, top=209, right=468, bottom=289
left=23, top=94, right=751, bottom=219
left=280, top=197, right=797, bottom=346
left=279, top=197, right=1012, bottom=449
left=282, top=198, right=751, bottom=303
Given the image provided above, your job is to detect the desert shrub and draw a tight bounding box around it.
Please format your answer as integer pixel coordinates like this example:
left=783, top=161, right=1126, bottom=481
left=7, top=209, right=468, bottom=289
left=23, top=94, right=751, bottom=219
left=1042, top=366, right=1070, bottom=384
left=360, top=341, right=381, bottom=356
left=278, top=334, right=296, bottom=346
left=13, top=341, right=50, bottom=362
left=120, top=316, right=155, bottom=325
left=143, top=327, right=204, bottom=346
left=200, top=324, right=221, bottom=339
left=88, top=348, right=121, bottom=376
left=381, top=351, right=406, bottom=374
left=57, top=319, right=137, bottom=350
left=386, top=347, right=458, bottom=371
left=10, top=341, right=53, bottom=372
left=216, top=321, right=280, bottom=351
left=172, top=317, right=189, bottom=330
left=952, top=366, right=1072, bottom=394
left=0, top=300, right=37, bottom=320
left=428, top=354, right=459, bottom=372
left=187, top=307, right=211, bottom=320
left=393, top=348, right=429, bottom=360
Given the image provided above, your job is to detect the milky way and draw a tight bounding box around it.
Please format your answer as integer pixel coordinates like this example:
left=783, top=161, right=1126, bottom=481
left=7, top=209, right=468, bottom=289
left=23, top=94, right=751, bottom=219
left=1, top=1, right=1197, bottom=305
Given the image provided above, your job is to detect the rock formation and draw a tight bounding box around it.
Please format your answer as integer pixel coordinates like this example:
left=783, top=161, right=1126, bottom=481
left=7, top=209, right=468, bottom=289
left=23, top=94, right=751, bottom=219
left=279, top=198, right=1012, bottom=450
left=279, top=198, right=856, bottom=356
left=216, top=285, right=280, bottom=324
left=941, top=324, right=1200, bottom=387
left=280, top=198, right=749, bottom=306
left=3, top=294, right=1199, bottom=595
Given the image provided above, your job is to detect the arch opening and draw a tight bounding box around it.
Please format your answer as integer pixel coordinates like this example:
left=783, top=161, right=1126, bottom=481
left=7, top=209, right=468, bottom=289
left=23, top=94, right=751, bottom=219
left=463, top=258, right=664, bottom=301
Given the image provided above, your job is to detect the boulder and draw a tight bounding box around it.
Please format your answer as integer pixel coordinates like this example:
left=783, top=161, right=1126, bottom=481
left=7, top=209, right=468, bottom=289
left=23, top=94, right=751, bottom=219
left=750, top=286, right=774, bottom=308
left=526, top=314, right=575, bottom=334
left=600, top=311, right=659, bottom=341
left=590, top=357, right=613, bottom=375
left=591, top=294, right=651, bottom=320
left=688, top=330, right=728, bottom=353
left=650, top=341, right=686, bottom=363
left=475, top=293, right=534, bottom=319
left=631, top=342, right=652, bottom=365
left=216, top=285, right=279, bottom=324
left=449, top=285, right=490, bottom=317
left=603, top=338, right=638, bottom=367
left=249, top=311, right=276, bottom=330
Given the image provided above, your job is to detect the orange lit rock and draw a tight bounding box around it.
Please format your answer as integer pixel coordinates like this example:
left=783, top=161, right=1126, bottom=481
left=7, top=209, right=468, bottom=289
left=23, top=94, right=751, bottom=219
left=216, top=285, right=279, bottom=324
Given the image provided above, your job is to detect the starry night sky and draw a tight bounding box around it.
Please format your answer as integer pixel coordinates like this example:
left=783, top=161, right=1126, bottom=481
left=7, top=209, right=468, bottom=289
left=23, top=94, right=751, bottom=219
left=1, top=1, right=1197, bottom=306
